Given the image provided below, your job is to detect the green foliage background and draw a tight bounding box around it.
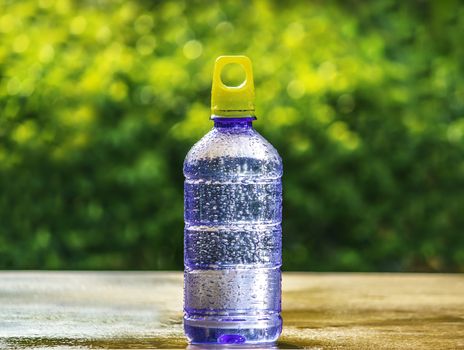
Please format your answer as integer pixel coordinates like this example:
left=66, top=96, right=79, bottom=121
left=1, top=0, right=463, bottom=271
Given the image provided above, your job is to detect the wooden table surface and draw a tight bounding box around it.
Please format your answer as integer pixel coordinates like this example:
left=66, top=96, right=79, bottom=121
left=0, top=272, right=462, bottom=349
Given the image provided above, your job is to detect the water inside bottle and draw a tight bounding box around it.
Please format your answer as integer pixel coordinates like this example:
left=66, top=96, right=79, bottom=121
left=184, top=144, right=282, bottom=343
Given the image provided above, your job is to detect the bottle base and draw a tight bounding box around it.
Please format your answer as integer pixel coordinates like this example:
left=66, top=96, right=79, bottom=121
left=184, top=314, right=282, bottom=344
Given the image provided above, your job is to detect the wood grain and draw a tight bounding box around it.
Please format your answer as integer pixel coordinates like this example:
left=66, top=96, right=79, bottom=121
left=0, top=272, right=462, bottom=349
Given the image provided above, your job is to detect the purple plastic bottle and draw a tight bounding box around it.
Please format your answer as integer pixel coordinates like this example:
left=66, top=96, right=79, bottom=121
left=183, top=56, right=282, bottom=344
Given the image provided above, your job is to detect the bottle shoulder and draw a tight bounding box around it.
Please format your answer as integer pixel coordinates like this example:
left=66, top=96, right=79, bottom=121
left=184, top=128, right=282, bottom=179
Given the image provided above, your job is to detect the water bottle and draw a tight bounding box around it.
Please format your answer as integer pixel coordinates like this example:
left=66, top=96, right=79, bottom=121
left=183, top=56, right=283, bottom=344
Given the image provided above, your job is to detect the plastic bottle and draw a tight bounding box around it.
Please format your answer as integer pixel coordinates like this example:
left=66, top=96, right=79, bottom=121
left=183, top=55, right=283, bottom=344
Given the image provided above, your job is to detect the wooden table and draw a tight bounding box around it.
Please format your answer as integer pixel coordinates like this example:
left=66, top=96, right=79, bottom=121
left=0, top=272, right=462, bottom=349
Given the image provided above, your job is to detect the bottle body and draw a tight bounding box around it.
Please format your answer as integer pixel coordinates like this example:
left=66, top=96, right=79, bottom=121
left=183, top=117, right=282, bottom=344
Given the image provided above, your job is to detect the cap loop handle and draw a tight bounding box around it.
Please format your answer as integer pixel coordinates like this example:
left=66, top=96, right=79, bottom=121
left=211, top=55, right=255, bottom=117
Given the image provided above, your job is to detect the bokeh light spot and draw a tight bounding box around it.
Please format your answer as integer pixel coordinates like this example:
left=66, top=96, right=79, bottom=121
left=447, top=119, right=464, bottom=143
left=75, top=106, right=95, bottom=126
left=70, top=16, right=87, bottom=35
left=96, top=26, right=112, bottom=43
left=56, top=0, right=71, bottom=15
left=134, top=14, right=154, bottom=35
left=136, top=35, right=156, bottom=56
left=12, top=120, right=37, bottom=144
left=314, top=104, right=335, bottom=125
left=38, top=0, right=54, bottom=9
left=284, top=22, right=305, bottom=47
left=39, top=45, right=55, bottom=63
left=215, top=21, right=234, bottom=34
left=183, top=40, right=203, bottom=60
left=287, top=80, right=306, bottom=99
left=139, top=86, right=155, bottom=105
left=269, top=106, right=297, bottom=127
left=318, top=61, right=337, bottom=81
left=0, top=14, right=15, bottom=33
left=328, top=121, right=360, bottom=150
left=13, top=34, right=30, bottom=53
left=20, top=79, right=35, bottom=96
left=109, top=81, right=128, bottom=101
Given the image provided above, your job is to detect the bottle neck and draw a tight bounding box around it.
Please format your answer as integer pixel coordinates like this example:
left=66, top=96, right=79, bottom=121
left=212, top=116, right=256, bottom=130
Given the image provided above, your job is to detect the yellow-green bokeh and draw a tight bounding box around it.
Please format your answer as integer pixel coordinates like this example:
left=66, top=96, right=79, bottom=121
left=0, top=0, right=463, bottom=271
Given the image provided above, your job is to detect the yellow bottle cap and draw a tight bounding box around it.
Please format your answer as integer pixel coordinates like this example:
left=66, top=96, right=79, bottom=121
left=211, top=55, right=255, bottom=117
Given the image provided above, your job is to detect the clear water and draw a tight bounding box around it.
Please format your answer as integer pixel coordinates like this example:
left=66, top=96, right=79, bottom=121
left=183, top=117, right=283, bottom=344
